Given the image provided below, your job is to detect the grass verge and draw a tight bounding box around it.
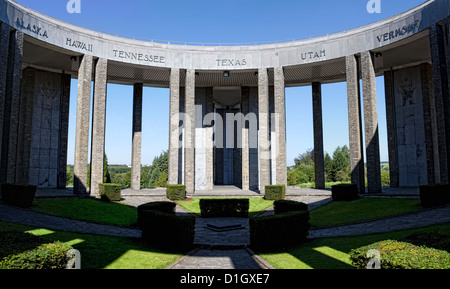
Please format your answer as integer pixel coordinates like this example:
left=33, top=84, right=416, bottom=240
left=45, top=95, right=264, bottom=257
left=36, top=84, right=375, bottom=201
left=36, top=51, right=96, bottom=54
left=309, top=197, right=422, bottom=228
left=176, top=197, right=274, bottom=217
left=0, top=221, right=182, bottom=269
left=258, top=222, right=450, bottom=269
left=32, top=198, right=138, bottom=227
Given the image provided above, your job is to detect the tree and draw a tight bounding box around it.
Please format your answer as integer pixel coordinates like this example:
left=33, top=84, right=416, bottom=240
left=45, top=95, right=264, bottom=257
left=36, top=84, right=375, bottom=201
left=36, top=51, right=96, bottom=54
left=294, top=149, right=314, bottom=167
left=157, top=171, right=168, bottom=188
left=66, top=165, right=74, bottom=187
left=287, top=170, right=297, bottom=186
left=142, top=151, right=168, bottom=188
left=103, top=154, right=112, bottom=183
left=87, top=153, right=111, bottom=187
left=331, top=146, right=350, bottom=182
left=324, top=153, right=333, bottom=182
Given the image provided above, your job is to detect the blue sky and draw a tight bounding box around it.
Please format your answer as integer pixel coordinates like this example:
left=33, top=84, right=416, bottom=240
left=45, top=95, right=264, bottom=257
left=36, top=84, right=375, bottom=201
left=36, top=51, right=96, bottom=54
left=15, top=0, right=426, bottom=166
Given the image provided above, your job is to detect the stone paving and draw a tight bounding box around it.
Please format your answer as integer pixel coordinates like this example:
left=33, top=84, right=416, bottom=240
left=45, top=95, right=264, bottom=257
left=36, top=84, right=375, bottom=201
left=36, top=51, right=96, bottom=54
left=1, top=188, right=450, bottom=270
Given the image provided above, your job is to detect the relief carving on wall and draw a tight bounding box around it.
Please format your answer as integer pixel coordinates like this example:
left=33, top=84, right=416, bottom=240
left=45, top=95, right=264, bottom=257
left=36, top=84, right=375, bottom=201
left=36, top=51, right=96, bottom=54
left=397, top=78, right=416, bottom=106
left=39, top=81, right=58, bottom=100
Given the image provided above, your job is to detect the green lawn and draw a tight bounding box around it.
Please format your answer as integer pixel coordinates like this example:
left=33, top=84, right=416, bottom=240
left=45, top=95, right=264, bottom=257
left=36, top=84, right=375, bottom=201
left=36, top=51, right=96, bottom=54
left=176, top=197, right=274, bottom=217
left=33, top=198, right=138, bottom=227
left=259, top=222, right=450, bottom=269
left=309, top=197, right=423, bottom=228
left=0, top=221, right=182, bottom=269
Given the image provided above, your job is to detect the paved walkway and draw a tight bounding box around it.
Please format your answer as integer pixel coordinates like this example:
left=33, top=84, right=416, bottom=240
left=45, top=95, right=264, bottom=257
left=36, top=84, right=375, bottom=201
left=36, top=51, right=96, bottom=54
left=1, top=189, right=449, bottom=270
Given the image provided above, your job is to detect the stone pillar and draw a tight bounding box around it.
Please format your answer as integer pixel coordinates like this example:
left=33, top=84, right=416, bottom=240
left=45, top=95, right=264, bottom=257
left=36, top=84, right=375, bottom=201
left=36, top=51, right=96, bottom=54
left=0, top=23, right=10, bottom=183
left=241, top=87, right=250, bottom=190
left=274, top=67, right=287, bottom=187
left=15, top=67, right=33, bottom=186
left=361, top=51, right=382, bottom=193
left=420, top=63, right=438, bottom=184
left=168, top=68, right=180, bottom=185
left=131, top=83, right=143, bottom=191
left=90, top=58, right=108, bottom=197
left=346, top=55, right=366, bottom=193
left=312, top=82, right=325, bottom=189
left=58, top=74, right=72, bottom=189
left=258, top=68, right=270, bottom=193
left=74, top=55, right=93, bottom=194
left=205, top=87, right=214, bottom=190
left=184, top=69, right=196, bottom=194
left=15, top=68, right=35, bottom=185
left=2, top=30, right=23, bottom=184
left=383, top=69, right=399, bottom=188
left=429, top=22, right=450, bottom=183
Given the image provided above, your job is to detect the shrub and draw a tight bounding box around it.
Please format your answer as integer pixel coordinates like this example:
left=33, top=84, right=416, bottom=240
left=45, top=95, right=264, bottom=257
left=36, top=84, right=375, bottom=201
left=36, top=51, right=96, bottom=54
left=349, top=240, right=450, bottom=269
left=419, top=183, right=450, bottom=208
left=98, top=183, right=122, bottom=202
left=331, top=184, right=359, bottom=201
left=140, top=210, right=195, bottom=252
left=166, top=185, right=186, bottom=201
left=1, top=183, right=37, bottom=208
left=274, top=200, right=308, bottom=214
left=250, top=211, right=310, bottom=252
left=0, top=231, right=72, bottom=269
left=200, top=199, right=249, bottom=218
left=137, top=201, right=176, bottom=227
left=264, top=185, right=286, bottom=201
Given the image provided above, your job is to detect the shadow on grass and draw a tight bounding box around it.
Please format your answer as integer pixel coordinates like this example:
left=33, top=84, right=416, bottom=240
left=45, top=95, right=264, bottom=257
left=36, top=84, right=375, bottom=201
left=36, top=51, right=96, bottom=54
left=0, top=221, right=184, bottom=269
left=257, top=222, right=450, bottom=269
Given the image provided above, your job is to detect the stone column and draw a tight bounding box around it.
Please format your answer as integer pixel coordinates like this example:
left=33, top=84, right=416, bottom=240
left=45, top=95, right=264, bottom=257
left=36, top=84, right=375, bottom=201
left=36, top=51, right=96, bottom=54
left=241, top=87, right=250, bottom=191
left=90, top=58, right=108, bottom=197
left=205, top=87, right=214, bottom=190
left=184, top=69, right=196, bottom=194
left=131, top=83, right=143, bottom=191
left=361, top=51, right=382, bottom=194
left=0, top=23, right=10, bottom=183
left=58, top=74, right=72, bottom=189
left=312, top=82, right=325, bottom=189
left=16, top=67, right=40, bottom=185
left=168, top=68, right=180, bottom=185
left=383, top=69, right=399, bottom=188
left=429, top=22, right=450, bottom=183
left=346, top=55, right=366, bottom=193
left=2, top=30, right=23, bottom=184
left=274, top=67, right=287, bottom=187
left=74, top=55, right=93, bottom=194
left=258, top=68, right=270, bottom=193
left=419, top=63, right=438, bottom=184
left=15, top=68, right=35, bottom=185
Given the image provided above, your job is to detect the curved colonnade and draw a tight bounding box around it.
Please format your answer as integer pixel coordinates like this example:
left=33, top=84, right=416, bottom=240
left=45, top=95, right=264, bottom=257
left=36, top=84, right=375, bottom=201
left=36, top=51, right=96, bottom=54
left=0, top=0, right=449, bottom=196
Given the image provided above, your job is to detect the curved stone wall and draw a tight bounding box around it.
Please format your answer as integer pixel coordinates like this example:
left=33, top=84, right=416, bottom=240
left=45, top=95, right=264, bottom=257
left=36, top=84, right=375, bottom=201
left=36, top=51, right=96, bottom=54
left=0, top=0, right=448, bottom=70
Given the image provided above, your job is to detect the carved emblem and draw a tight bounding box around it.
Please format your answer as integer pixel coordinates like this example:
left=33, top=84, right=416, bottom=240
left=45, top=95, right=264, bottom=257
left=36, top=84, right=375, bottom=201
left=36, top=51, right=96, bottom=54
left=40, top=82, right=58, bottom=100
left=397, top=78, right=416, bottom=106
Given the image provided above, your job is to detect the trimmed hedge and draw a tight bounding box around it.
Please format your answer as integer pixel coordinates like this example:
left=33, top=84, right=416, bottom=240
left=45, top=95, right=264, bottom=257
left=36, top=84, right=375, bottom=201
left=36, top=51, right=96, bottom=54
left=0, top=231, right=72, bottom=269
left=349, top=239, right=450, bottom=269
left=274, top=200, right=308, bottom=214
left=140, top=209, right=195, bottom=252
left=250, top=211, right=310, bottom=252
left=1, top=183, right=37, bottom=208
left=137, top=201, right=176, bottom=227
left=200, top=198, right=249, bottom=218
left=331, top=184, right=359, bottom=201
left=166, top=185, right=186, bottom=201
left=264, top=185, right=286, bottom=200
left=99, top=183, right=122, bottom=202
left=419, top=183, right=450, bottom=208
